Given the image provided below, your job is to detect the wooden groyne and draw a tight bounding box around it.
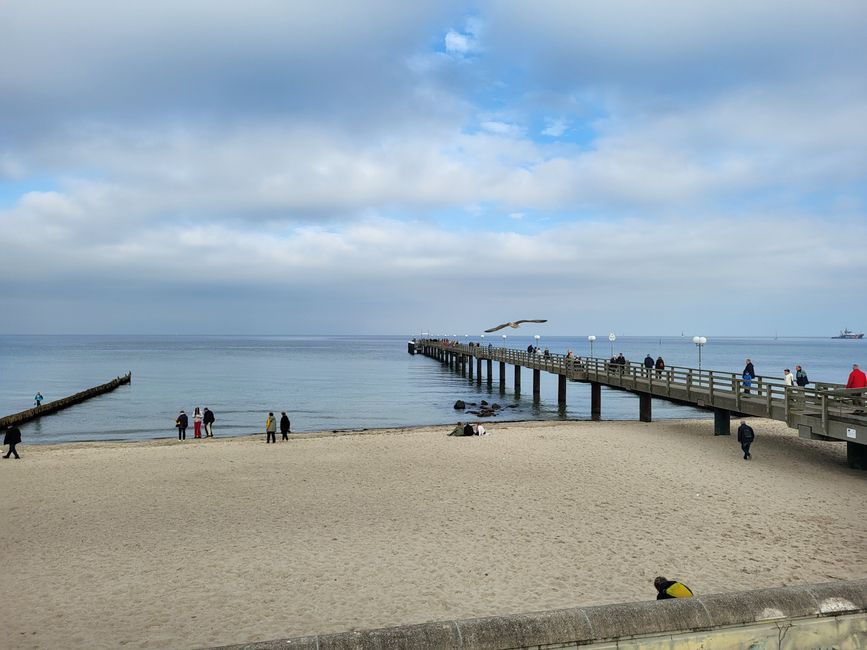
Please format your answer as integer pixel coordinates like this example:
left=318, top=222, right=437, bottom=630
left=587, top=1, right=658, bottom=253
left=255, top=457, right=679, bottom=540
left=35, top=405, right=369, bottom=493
left=0, top=372, right=132, bottom=428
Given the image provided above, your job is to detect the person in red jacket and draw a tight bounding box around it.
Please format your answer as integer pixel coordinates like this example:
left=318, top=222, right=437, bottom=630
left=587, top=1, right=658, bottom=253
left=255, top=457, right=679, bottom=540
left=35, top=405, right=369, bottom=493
left=846, top=363, right=867, bottom=412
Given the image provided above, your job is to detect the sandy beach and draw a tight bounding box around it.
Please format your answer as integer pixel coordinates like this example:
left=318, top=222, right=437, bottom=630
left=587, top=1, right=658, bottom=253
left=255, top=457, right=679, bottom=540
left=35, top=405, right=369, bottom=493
left=1, top=418, right=865, bottom=649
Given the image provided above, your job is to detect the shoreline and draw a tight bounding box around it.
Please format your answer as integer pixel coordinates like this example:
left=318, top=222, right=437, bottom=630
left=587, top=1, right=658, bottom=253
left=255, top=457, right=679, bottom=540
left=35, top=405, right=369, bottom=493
left=2, top=418, right=864, bottom=649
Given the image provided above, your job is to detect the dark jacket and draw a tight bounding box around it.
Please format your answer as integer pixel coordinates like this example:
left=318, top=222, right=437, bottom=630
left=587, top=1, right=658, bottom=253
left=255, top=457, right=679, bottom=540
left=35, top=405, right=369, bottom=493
left=655, top=580, right=693, bottom=599
left=737, top=423, right=755, bottom=444
left=463, top=423, right=475, bottom=436
left=203, top=409, right=215, bottom=425
left=655, top=357, right=665, bottom=370
left=795, top=370, right=809, bottom=387
left=280, top=415, right=290, bottom=434
left=743, top=362, right=755, bottom=378
left=4, top=426, right=22, bottom=446
left=176, top=413, right=188, bottom=429
left=644, top=356, right=654, bottom=368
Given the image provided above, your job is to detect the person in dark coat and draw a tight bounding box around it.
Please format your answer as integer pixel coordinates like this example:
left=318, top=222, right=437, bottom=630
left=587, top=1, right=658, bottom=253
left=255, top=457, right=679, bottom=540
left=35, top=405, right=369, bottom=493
left=655, top=356, right=665, bottom=378
left=737, top=420, right=755, bottom=460
left=203, top=407, right=215, bottom=437
left=463, top=422, right=475, bottom=436
left=3, top=426, right=22, bottom=459
left=654, top=576, right=693, bottom=599
left=175, top=410, right=188, bottom=440
left=742, top=359, right=755, bottom=394
left=280, top=412, right=291, bottom=440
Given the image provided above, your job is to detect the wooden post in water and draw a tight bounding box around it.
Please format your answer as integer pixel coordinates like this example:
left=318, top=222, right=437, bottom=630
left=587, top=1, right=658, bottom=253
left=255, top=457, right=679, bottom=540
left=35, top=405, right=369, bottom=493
left=476, top=358, right=482, bottom=385
left=499, top=361, right=506, bottom=391
left=514, top=365, right=521, bottom=395
left=591, top=382, right=601, bottom=420
left=533, top=369, right=541, bottom=401
left=639, top=393, right=652, bottom=422
left=558, top=375, right=567, bottom=406
left=486, top=359, right=493, bottom=386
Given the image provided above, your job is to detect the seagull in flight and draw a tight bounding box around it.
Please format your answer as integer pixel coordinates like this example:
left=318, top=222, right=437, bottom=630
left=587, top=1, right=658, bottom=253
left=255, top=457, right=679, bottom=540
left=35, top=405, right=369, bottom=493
left=484, top=319, right=548, bottom=333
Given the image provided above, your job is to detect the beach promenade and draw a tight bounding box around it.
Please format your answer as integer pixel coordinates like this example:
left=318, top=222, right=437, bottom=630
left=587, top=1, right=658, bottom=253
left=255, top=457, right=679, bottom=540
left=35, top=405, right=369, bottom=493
left=1, top=419, right=865, bottom=649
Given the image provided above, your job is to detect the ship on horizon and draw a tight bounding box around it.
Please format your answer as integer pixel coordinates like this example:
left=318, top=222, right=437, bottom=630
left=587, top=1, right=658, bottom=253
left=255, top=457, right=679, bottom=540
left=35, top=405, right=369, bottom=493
left=832, top=328, right=864, bottom=339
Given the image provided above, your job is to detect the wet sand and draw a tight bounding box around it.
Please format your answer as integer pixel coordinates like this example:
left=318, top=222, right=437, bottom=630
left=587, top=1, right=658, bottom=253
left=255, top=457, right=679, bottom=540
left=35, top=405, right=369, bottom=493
left=1, top=418, right=864, bottom=649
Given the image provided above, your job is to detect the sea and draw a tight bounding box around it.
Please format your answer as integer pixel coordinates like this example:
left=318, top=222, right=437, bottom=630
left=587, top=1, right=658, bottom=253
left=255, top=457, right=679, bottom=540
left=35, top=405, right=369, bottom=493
left=0, top=334, right=863, bottom=444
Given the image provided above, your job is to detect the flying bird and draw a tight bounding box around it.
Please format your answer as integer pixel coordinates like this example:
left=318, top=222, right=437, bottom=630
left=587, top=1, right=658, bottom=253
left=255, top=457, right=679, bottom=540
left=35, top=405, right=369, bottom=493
left=484, top=319, right=548, bottom=333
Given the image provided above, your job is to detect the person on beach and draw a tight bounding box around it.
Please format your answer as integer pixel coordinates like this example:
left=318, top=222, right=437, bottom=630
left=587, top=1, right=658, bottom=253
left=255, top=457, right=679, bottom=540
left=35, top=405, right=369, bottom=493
left=203, top=407, right=215, bottom=437
left=737, top=420, right=755, bottom=460
left=175, top=410, right=188, bottom=440
left=783, top=369, right=796, bottom=387
left=3, top=426, right=22, bottom=459
left=280, top=412, right=290, bottom=440
left=795, top=365, right=809, bottom=387
left=193, top=407, right=203, bottom=438
left=846, top=364, right=866, bottom=412
left=655, top=356, right=665, bottom=378
left=463, top=422, right=475, bottom=436
left=34, top=392, right=43, bottom=407
left=476, top=423, right=487, bottom=436
left=448, top=422, right=464, bottom=436
left=654, top=576, right=693, bottom=599
left=265, top=412, right=277, bottom=443
left=742, top=359, right=755, bottom=395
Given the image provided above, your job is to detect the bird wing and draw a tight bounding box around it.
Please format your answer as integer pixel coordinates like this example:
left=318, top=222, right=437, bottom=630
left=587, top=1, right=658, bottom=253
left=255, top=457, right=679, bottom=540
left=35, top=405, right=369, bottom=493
left=514, top=319, right=547, bottom=325
left=484, top=323, right=510, bottom=333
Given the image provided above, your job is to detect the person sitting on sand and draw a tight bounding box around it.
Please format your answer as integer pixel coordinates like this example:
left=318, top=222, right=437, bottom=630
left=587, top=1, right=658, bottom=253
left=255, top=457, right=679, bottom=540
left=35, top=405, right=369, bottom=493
left=463, top=422, right=475, bottom=436
left=654, top=576, right=693, bottom=599
left=476, top=424, right=487, bottom=436
left=448, top=422, right=464, bottom=436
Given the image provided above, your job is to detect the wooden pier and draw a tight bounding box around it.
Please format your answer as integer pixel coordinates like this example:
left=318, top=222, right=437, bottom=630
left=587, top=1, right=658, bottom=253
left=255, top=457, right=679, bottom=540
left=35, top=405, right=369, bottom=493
left=415, top=340, right=867, bottom=469
left=0, top=372, right=132, bottom=428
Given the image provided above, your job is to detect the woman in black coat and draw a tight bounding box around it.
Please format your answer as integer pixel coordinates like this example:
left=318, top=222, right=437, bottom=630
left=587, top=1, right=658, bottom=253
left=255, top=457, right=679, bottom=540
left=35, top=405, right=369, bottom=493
left=3, top=426, right=22, bottom=459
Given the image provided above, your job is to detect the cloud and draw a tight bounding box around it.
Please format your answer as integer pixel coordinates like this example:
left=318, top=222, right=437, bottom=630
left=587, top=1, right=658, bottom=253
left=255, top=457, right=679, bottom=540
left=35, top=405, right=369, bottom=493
left=541, top=119, right=568, bottom=137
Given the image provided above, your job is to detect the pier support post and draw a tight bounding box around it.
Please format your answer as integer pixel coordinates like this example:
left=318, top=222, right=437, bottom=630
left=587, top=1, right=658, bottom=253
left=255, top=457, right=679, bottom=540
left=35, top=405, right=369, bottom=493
left=468, top=356, right=473, bottom=380
left=558, top=375, right=567, bottom=406
left=460, top=355, right=466, bottom=377
left=847, top=442, right=867, bottom=470
left=639, top=393, right=652, bottom=422
left=591, top=382, right=601, bottom=420
left=533, top=369, right=541, bottom=401
left=487, top=359, right=493, bottom=386
left=713, top=408, right=731, bottom=436
left=514, top=365, right=521, bottom=395
left=499, top=362, right=506, bottom=391
left=476, top=358, right=482, bottom=385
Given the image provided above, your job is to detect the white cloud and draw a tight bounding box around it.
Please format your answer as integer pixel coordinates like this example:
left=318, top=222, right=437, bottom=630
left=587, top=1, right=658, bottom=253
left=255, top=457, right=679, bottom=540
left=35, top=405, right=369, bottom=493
left=541, top=119, right=568, bottom=137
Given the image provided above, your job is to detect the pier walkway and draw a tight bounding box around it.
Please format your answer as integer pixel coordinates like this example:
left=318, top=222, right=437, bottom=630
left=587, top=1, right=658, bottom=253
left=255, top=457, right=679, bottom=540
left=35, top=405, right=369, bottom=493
left=412, top=340, right=867, bottom=469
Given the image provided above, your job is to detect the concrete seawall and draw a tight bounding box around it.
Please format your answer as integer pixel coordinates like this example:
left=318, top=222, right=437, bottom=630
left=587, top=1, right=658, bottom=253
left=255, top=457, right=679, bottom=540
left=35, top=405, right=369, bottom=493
left=0, top=372, right=132, bottom=428
left=210, top=578, right=866, bottom=650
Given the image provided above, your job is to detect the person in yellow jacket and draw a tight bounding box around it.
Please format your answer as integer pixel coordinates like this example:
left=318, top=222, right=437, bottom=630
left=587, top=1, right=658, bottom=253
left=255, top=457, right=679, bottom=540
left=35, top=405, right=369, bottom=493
left=265, top=412, right=277, bottom=444
left=654, top=576, right=693, bottom=599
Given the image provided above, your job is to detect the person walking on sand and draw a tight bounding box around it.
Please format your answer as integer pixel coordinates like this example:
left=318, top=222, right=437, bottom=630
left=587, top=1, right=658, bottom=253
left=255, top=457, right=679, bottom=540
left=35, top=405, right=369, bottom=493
left=193, top=406, right=203, bottom=439
left=265, top=412, right=277, bottom=443
left=742, top=359, right=755, bottom=395
left=280, top=412, right=290, bottom=440
left=846, top=363, right=867, bottom=412
left=3, top=426, right=22, bottom=459
left=203, top=407, right=215, bottom=437
left=737, top=420, right=755, bottom=460
left=795, top=365, right=809, bottom=387
left=653, top=576, right=693, bottom=599
left=175, top=410, right=188, bottom=440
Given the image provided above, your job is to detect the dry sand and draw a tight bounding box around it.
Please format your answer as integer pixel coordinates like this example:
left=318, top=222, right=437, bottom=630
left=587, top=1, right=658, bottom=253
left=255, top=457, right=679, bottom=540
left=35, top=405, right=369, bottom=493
left=1, top=418, right=865, bottom=649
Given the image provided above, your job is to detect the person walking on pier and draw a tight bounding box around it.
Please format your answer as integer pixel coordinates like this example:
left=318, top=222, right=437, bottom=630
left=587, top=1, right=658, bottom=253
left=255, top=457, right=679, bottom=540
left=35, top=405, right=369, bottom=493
left=265, top=412, right=277, bottom=443
left=203, top=407, right=215, bottom=437
left=784, top=369, right=796, bottom=387
left=3, top=426, right=22, bottom=459
left=655, top=356, right=665, bottom=379
left=737, top=420, right=755, bottom=460
left=193, top=407, right=203, bottom=439
left=280, top=412, right=290, bottom=440
left=795, top=365, right=809, bottom=387
left=644, top=354, right=654, bottom=377
left=175, top=410, right=188, bottom=440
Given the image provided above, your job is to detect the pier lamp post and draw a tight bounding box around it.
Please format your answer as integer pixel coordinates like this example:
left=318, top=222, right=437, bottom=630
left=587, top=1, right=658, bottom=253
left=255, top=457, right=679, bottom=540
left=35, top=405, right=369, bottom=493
left=608, top=332, right=616, bottom=358
left=480, top=334, right=485, bottom=343
left=534, top=334, right=540, bottom=351
left=588, top=335, right=596, bottom=358
left=692, top=336, right=707, bottom=371
left=502, top=334, right=507, bottom=347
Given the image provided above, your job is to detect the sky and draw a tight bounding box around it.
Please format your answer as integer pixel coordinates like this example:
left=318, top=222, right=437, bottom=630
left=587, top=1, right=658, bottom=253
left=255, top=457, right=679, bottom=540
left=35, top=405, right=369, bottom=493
left=1, top=0, right=865, bottom=336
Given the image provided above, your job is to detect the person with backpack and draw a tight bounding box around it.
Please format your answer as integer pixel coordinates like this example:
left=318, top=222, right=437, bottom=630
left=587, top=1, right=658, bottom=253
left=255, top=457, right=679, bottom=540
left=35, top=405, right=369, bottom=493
left=175, top=410, right=188, bottom=440
left=795, top=365, right=809, bottom=387
left=737, top=420, right=755, bottom=460
left=653, top=576, right=693, bottom=599
left=265, top=412, right=277, bottom=443
left=203, top=407, right=215, bottom=437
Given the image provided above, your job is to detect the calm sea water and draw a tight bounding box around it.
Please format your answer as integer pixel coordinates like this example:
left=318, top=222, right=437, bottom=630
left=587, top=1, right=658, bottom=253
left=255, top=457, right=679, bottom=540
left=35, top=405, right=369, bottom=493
left=1, top=335, right=863, bottom=444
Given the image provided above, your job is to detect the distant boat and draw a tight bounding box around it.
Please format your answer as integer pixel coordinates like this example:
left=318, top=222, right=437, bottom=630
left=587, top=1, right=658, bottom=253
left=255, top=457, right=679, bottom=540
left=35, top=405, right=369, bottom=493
left=832, top=328, right=864, bottom=339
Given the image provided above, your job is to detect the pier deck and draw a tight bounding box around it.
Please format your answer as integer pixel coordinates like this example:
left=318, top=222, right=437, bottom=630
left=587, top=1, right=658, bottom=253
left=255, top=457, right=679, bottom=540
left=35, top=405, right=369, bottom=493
left=414, top=340, right=867, bottom=469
